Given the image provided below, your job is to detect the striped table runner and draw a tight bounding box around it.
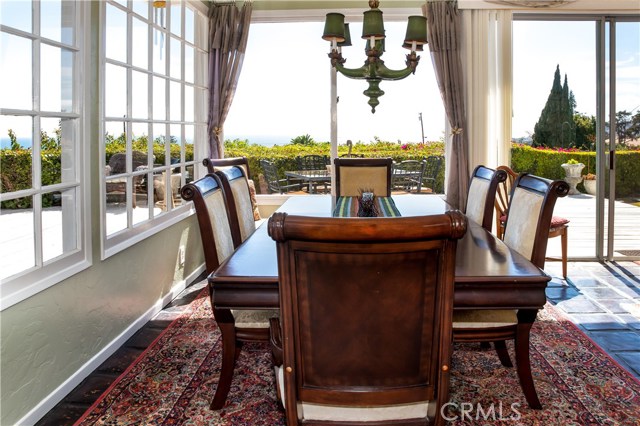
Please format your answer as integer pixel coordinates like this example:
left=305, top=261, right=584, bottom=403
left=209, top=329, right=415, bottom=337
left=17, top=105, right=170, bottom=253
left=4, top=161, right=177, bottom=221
left=332, top=196, right=402, bottom=217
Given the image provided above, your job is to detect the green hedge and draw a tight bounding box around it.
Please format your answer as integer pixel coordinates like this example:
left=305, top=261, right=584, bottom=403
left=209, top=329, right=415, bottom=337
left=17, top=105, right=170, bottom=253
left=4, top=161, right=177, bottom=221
left=511, top=144, right=640, bottom=197
left=224, top=139, right=446, bottom=194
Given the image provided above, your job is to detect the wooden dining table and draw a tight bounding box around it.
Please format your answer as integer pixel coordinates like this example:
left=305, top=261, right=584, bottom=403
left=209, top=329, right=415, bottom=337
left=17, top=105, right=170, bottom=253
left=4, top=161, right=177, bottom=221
left=207, top=194, right=551, bottom=409
left=209, top=194, right=550, bottom=315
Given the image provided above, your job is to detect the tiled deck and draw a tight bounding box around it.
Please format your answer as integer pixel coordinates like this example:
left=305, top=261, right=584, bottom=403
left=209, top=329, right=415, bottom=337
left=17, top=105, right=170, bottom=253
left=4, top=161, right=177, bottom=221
left=36, top=261, right=640, bottom=425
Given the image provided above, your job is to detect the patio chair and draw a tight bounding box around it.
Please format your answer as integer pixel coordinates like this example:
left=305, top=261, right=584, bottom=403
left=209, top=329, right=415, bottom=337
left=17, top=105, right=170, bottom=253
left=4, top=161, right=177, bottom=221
left=105, top=151, right=149, bottom=207
left=268, top=210, right=467, bottom=426
left=180, top=174, right=277, bottom=410
left=464, top=165, right=507, bottom=231
left=260, top=159, right=302, bottom=194
left=296, top=155, right=330, bottom=193
left=392, top=159, right=427, bottom=193
left=333, top=157, right=393, bottom=197
left=453, top=173, right=570, bottom=409
left=422, top=155, right=443, bottom=193
left=495, top=165, right=570, bottom=278
left=204, top=156, right=261, bottom=221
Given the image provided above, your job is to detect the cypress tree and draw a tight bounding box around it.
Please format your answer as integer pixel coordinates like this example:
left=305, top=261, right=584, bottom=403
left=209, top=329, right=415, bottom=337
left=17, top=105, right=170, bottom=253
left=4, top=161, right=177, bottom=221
left=533, top=65, right=576, bottom=148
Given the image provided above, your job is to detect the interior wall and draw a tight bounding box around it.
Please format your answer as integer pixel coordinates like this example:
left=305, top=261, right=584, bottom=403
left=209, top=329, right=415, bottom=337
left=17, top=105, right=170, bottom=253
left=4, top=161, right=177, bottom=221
left=0, top=2, right=206, bottom=424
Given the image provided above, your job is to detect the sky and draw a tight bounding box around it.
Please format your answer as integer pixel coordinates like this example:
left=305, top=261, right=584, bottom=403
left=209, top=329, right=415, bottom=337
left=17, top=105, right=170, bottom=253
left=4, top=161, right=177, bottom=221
left=1, top=8, right=639, bottom=147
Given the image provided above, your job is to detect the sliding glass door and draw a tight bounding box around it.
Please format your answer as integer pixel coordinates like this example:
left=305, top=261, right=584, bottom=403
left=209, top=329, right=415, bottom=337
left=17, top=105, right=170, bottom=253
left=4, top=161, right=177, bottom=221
left=513, top=14, right=640, bottom=262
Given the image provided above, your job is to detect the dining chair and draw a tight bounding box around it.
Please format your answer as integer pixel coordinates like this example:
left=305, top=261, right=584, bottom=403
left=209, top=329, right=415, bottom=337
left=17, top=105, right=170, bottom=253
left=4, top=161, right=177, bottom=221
left=214, top=165, right=259, bottom=246
left=203, top=156, right=260, bottom=221
left=464, top=165, right=508, bottom=231
left=180, top=174, right=277, bottom=410
left=453, top=173, right=570, bottom=409
left=422, top=155, right=443, bottom=193
left=267, top=210, right=467, bottom=426
left=260, top=159, right=303, bottom=194
left=392, top=159, right=426, bottom=193
left=333, top=157, right=393, bottom=197
left=495, top=165, right=570, bottom=278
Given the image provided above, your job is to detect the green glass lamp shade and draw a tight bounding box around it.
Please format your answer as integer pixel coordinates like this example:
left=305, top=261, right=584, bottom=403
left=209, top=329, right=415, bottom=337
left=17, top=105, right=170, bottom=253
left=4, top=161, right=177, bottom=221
left=403, top=16, right=428, bottom=45
left=322, top=13, right=346, bottom=42
left=362, top=9, right=385, bottom=40
left=402, top=42, right=424, bottom=51
left=338, top=23, right=352, bottom=47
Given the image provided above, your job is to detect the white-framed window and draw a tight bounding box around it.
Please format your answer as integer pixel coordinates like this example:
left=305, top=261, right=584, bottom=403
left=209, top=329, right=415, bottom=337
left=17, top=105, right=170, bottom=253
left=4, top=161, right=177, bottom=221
left=100, top=0, right=208, bottom=257
left=0, top=0, right=90, bottom=310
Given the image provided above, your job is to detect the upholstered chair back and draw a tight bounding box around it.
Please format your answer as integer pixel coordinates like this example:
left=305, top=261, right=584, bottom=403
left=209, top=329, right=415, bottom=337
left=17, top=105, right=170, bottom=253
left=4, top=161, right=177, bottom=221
left=203, top=157, right=261, bottom=222
left=502, top=174, right=570, bottom=267
left=268, top=211, right=467, bottom=425
left=215, top=166, right=257, bottom=246
left=465, top=165, right=507, bottom=231
left=180, top=173, right=235, bottom=273
left=334, top=157, right=393, bottom=197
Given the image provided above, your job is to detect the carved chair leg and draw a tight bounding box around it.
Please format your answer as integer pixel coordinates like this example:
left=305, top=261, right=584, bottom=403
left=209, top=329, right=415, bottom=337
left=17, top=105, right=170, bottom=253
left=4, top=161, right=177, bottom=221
left=210, top=308, right=238, bottom=410
left=494, top=340, right=513, bottom=367
left=515, top=312, right=542, bottom=409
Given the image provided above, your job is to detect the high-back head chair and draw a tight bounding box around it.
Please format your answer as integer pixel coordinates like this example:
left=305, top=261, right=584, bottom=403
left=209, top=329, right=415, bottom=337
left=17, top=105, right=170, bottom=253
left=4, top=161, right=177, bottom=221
left=333, top=157, right=393, bottom=197
left=453, top=174, right=569, bottom=410
left=181, top=174, right=276, bottom=410
left=465, top=165, right=508, bottom=231
left=268, top=211, right=467, bottom=426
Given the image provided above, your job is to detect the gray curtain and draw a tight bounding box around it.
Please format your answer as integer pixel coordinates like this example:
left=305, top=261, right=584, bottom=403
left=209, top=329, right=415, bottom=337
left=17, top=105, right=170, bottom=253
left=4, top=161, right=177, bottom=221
left=208, top=2, right=252, bottom=159
left=424, top=1, right=469, bottom=210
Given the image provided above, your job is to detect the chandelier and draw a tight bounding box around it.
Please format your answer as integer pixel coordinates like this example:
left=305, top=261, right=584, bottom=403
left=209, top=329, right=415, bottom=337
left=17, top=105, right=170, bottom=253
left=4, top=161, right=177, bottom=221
left=322, top=0, right=427, bottom=113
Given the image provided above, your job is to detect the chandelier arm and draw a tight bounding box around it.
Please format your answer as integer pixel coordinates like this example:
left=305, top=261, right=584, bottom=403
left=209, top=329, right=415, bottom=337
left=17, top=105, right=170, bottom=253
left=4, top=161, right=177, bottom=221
left=373, top=61, right=415, bottom=81
left=334, top=61, right=370, bottom=80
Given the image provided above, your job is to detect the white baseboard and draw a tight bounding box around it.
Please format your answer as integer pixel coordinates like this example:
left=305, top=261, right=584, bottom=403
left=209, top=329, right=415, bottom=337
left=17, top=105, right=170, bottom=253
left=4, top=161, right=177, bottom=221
left=16, top=265, right=206, bottom=426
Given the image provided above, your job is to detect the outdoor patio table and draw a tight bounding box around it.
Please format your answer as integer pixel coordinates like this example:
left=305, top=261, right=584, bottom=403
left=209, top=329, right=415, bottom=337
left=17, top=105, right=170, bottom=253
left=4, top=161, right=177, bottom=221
left=208, top=194, right=550, bottom=406
left=284, top=169, right=331, bottom=194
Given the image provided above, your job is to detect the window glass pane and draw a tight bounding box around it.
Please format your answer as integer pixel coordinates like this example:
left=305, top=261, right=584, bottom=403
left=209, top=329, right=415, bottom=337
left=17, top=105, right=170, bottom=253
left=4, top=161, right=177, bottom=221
left=106, top=3, right=127, bottom=63
left=132, top=17, right=149, bottom=69
left=41, top=117, right=63, bottom=186
left=132, top=0, right=148, bottom=19
left=185, top=7, right=194, bottom=44
left=0, top=196, right=35, bottom=279
left=153, top=29, right=166, bottom=74
left=105, top=179, right=128, bottom=235
left=170, top=37, right=181, bottom=78
left=42, top=188, right=77, bottom=262
left=184, top=85, right=194, bottom=122
left=41, top=45, right=74, bottom=113
left=132, top=122, right=150, bottom=159
left=131, top=70, right=149, bottom=119
left=0, top=0, right=32, bottom=33
left=0, top=115, right=33, bottom=193
left=170, top=81, right=181, bottom=121
left=184, top=45, right=194, bottom=83
left=184, top=124, right=194, bottom=183
left=153, top=122, right=166, bottom=166
left=153, top=76, right=166, bottom=120
left=105, top=121, right=125, bottom=171
left=58, top=117, right=75, bottom=183
left=105, top=63, right=127, bottom=117
left=1, top=33, right=32, bottom=110
left=170, top=3, right=181, bottom=37
left=41, top=0, right=75, bottom=45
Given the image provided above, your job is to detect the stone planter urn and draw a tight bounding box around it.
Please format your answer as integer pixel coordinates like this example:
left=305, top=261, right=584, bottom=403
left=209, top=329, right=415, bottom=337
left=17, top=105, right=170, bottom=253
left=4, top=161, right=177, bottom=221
left=561, top=162, right=584, bottom=195
left=583, top=176, right=597, bottom=195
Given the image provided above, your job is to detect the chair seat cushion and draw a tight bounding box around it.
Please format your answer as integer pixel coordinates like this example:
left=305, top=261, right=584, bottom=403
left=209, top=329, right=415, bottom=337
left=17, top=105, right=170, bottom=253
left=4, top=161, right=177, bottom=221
left=453, top=309, right=517, bottom=328
left=274, top=366, right=430, bottom=421
left=231, top=309, right=278, bottom=328
left=550, top=216, right=569, bottom=228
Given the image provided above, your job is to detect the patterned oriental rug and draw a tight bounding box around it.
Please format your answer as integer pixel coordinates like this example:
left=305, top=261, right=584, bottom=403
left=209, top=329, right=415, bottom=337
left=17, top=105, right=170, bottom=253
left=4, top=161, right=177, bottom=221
left=75, top=289, right=640, bottom=426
